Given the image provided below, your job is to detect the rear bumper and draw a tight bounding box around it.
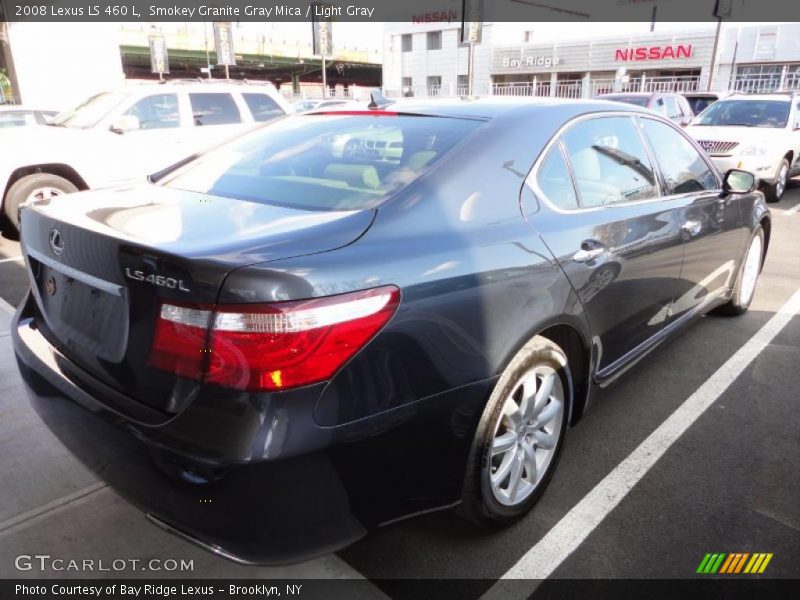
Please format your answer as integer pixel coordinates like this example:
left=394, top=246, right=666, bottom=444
left=12, top=295, right=493, bottom=563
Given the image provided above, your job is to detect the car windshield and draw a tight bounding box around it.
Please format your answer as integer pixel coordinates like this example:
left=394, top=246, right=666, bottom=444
left=602, top=95, right=650, bottom=107
left=49, top=91, right=128, bottom=128
left=160, top=113, right=483, bottom=211
left=694, top=99, right=790, bottom=128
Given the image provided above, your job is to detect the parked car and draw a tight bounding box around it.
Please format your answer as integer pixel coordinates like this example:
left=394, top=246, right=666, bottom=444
left=0, top=80, right=292, bottom=236
left=596, top=92, right=694, bottom=126
left=292, top=98, right=351, bottom=113
left=682, top=90, right=734, bottom=116
left=13, top=99, right=769, bottom=564
left=686, top=93, right=800, bottom=202
left=0, top=106, right=58, bottom=128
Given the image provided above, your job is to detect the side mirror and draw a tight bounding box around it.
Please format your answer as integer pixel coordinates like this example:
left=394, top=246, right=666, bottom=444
left=793, top=121, right=800, bottom=131
left=109, top=115, right=140, bottom=134
left=722, top=169, right=757, bottom=195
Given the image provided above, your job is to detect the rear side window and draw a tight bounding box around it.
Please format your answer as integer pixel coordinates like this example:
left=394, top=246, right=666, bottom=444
left=123, top=94, right=180, bottom=129
left=561, top=116, right=658, bottom=207
left=242, top=93, right=284, bottom=122
left=189, top=93, right=241, bottom=126
left=161, top=114, right=483, bottom=211
left=663, top=96, right=680, bottom=118
left=640, top=118, right=718, bottom=195
left=537, top=144, right=579, bottom=210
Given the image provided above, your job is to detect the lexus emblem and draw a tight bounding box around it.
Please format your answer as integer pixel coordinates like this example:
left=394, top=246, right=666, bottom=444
left=48, top=228, right=64, bottom=256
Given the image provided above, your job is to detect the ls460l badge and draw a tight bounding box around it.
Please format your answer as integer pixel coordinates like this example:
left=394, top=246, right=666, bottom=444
left=125, top=268, right=190, bottom=292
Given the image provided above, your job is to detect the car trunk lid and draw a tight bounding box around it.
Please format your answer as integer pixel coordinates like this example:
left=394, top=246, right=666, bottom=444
left=20, top=185, right=374, bottom=413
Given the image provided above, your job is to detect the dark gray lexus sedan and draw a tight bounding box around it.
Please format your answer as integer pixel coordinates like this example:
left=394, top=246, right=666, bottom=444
left=12, top=98, right=769, bottom=564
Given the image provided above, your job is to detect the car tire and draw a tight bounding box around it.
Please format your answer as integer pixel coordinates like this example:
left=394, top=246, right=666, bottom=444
left=460, top=336, right=570, bottom=527
left=3, top=173, right=78, bottom=231
left=762, top=158, right=789, bottom=203
left=715, top=226, right=765, bottom=316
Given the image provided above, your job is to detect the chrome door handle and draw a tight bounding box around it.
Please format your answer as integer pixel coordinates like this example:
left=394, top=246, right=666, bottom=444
left=573, top=241, right=606, bottom=263
left=681, top=220, right=702, bottom=236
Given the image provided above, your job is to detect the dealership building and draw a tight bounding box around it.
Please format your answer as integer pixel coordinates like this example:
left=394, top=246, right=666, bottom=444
left=383, top=22, right=800, bottom=97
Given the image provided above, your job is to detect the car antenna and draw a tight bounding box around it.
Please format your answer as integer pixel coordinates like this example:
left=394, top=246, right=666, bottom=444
left=368, top=89, right=395, bottom=110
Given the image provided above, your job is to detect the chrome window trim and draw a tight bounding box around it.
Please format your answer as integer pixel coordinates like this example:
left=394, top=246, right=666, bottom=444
left=527, top=110, right=722, bottom=216
left=636, top=114, right=723, bottom=191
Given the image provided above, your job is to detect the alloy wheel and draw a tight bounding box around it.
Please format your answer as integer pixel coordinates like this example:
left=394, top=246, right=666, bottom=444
left=24, top=186, right=65, bottom=208
left=776, top=163, right=788, bottom=199
left=740, top=234, right=762, bottom=306
left=489, top=365, right=564, bottom=507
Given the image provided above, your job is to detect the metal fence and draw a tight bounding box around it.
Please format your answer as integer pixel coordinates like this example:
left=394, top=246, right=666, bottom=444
left=730, top=74, right=800, bottom=94
left=385, top=73, right=800, bottom=101
left=286, top=72, right=800, bottom=104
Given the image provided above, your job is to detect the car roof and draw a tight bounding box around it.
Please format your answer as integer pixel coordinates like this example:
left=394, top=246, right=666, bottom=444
left=119, top=80, right=280, bottom=94
left=716, top=93, right=792, bottom=102
left=314, top=97, right=654, bottom=120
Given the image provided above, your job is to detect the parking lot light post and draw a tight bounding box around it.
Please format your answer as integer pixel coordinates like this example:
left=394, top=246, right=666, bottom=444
left=707, top=17, right=723, bottom=91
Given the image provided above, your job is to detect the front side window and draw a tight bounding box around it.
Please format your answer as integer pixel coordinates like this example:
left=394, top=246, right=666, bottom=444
left=687, top=96, right=717, bottom=115
left=536, top=144, right=579, bottom=210
left=189, top=93, right=241, bottom=126
left=161, top=114, right=483, bottom=211
left=123, top=94, right=180, bottom=130
left=242, top=93, right=284, bottom=123
left=695, top=99, right=790, bottom=128
left=561, top=116, right=658, bottom=207
left=640, top=118, right=718, bottom=195
left=427, top=31, right=442, bottom=51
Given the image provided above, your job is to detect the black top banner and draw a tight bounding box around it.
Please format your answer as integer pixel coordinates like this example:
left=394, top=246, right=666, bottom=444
left=2, top=0, right=800, bottom=22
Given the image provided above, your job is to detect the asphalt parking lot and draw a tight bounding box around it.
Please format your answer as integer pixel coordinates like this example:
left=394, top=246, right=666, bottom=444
left=1, top=186, right=799, bottom=597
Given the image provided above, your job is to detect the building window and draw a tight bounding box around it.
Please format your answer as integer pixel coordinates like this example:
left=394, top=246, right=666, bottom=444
left=427, top=76, right=442, bottom=96
left=457, top=75, right=469, bottom=94
left=735, top=63, right=800, bottom=93
left=401, top=34, right=412, bottom=52
left=427, top=31, right=442, bottom=51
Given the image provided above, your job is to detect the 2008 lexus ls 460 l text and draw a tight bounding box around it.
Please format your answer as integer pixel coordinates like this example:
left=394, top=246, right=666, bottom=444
left=11, top=98, right=770, bottom=564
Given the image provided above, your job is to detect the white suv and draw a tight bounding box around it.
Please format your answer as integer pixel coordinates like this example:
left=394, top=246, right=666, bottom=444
left=0, top=81, right=292, bottom=234
left=686, top=93, right=800, bottom=202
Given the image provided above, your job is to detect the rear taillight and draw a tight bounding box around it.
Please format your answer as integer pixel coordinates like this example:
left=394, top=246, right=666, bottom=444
left=149, top=286, right=400, bottom=392
left=148, top=303, right=211, bottom=380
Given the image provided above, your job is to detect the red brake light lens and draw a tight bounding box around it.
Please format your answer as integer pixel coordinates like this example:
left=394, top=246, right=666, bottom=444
left=149, top=286, right=400, bottom=392
left=148, top=303, right=211, bottom=380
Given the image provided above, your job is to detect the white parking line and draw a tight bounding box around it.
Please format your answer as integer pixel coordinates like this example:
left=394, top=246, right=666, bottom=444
left=483, top=286, right=800, bottom=598
left=0, top=255, right=23, bottom=264
left=783, top=203, right=800, bottom=216
left=0, top=482, right=107, bottom=537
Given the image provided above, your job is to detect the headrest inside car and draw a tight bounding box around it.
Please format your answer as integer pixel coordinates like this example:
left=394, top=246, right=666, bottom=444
left=323, top=164, right=381, bottom=189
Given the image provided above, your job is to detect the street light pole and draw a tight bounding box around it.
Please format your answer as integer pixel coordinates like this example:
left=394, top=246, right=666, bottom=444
left=707, top=17, right=723, bottom=92
left=322, top=55, right=327, bottom=98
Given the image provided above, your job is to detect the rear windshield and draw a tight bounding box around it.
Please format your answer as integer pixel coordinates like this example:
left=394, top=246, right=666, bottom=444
left=161, top=114, right=483, bottom=211
left=602, top=95, right=650, bottom=107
